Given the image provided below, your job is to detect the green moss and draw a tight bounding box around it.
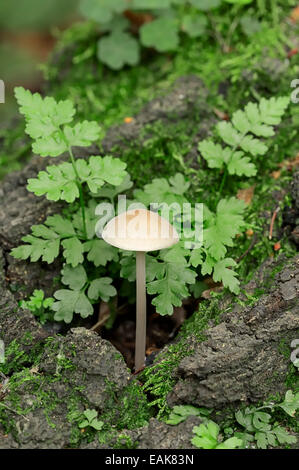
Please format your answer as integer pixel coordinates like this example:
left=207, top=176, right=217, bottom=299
left=0, top=337, right=43, bottom=375
left=139, top=299, right=222, bottom=418
left=101, top=379, right=151, bottom=431
left=285, top=364, right=299, bottom=393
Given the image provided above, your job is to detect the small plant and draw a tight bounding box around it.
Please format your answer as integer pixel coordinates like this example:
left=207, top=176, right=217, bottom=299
left=20, top=289, right=54, bottom=324
left=198, top=96, right=290, bottom=201
left=11, top=88, right=125, bottom=323
left=78, top=0, right=257, bottom=70
left=235, top=391, right=299, bottom=449
left=167, top=391, right=298, bottom=450
left=192, top=421, right=242, bottom=449
left=78, top=409, right=104, bottom=431
left=166, top=404, right=212, bottom=425
left=11, top=89, right=290, bottom=323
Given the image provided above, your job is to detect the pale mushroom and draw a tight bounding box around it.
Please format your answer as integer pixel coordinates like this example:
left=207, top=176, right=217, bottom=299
left=102, top=208, right=179, bottom=371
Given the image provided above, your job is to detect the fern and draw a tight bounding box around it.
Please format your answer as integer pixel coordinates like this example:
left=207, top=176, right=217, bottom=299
left=199, top=96, right=290, bottom=178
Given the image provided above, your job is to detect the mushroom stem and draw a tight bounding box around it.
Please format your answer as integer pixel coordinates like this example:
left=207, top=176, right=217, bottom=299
left=135, top=251, right=146, bottom=371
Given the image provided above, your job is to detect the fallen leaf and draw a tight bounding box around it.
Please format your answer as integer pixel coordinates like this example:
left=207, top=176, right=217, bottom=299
left=124, top=117, right=134, bottom=124
left=287, top=48, right=299, bottom=58
left=146, top=346, right=159, bottom=356
left=237, top=186, right=255, bottom=205
left=201, top=286, right=223, bottom=299
left=124, top=10, right=154, bottom=30
left=213, top=108, right=229, bottom=120
left=271, top=170, right=281, bottom=179
left=290, top=6, right=299, bottom=22
left=278, top=153, right=299, bottom=170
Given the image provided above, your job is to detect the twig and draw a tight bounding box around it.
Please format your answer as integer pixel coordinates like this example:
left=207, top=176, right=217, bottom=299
left=269, top=207, right=280, bottom=240
left=0, top=371, right=7, bottom=381
left=0, top=403, right=29, bottom=421
left=236, top=233, right=258, bottom=263
left=90, top=315, right=110, bottom=332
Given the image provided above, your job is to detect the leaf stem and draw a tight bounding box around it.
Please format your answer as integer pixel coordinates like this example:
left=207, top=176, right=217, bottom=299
left=216, top=131, right=247, bottom=208
left=68, top=146, right=87, bottom=239
left=217, top=168, right=228, bottom=205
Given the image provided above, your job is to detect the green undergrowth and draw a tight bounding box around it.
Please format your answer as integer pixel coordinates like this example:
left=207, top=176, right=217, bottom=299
left=0, top=333, right=43, bottom=376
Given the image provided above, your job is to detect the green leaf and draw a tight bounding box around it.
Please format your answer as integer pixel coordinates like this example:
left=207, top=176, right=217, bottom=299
left=84, top=239, right=118, bottom=267
left=166, top=405, right=209, bottom=425
left=135, top=173, right=189, bottom=207
left=181, top=14, right=207, bottom=38
left=273, top=426, right=297, bottom=445
left=190, top=0, right=221, bottom=10
left=213, top=258, right=240, bottom=294
left=252, top=411, right=271, bottom=431
left=227, top=151, right=256, bottom=177
left=10, top=214, right=78, bottom=264
left=255, top=431, right=268, bottom=449
left=11, top=236, right=60, bottom=264
left=91, top=420, right=104, bottom=431
left=201, top=253, right=216, bottom=275
left=204, top=197, right=245, bottom=261
left=232, top=109, right=251, bottom=134
left=44, top=215, right=76, bottom=237
left=217, top=121, right=243, bottom=147
left=239, top=134, right=268, bottom=156
left=78, top=420, right=89, bottom=429
left=240, top=15, right=261, bottom=37
left=15, top=87, right=75, bottom=137
left=97, top=31, right=140, bottom=70
left=235, top=409, right=254, bottom=432
left=120, top=255, right=137, bottom=282
left=259, top=96, right=290, bottom=126
left=190, top=249, right=203, bottom=268
left=83, top=409, right=98, bottom=423
left=216, top=436, right=242, bottom=449
left=168, top=173, right=190, bottom=195
left=28, top=156, right=127, bottom=202
left=224, top=0, right=253, bottom=4
left=278, top=390, right=299, bottom=417
left=61, top=265, right=87, bottom=291
left=61, top=238, right=84, bottom=267
left=132, top=0, right=171, bottom=7
left=52, top=290, right=93, bottom=323
left=198, top=140, right=230, bottom=169
left=15, top=87, right=76, bottom=157
left=191, top=421, right=220, bottom=449
left=95, top=174, right=133, bottom=200
left=79, top=0, right=127, bottom=23
left=88, top=277, right=116, bottom=302
left=147, top=249, right=196, bottom=316
left=88, top=155, right=127, bottom=187
left=64, top=121, right=100, bottom=147
left=27, top=163, right=79, bottom=202
left=140, top=17, right=179, bottom=52
left=32, top=134, right=68, bottom=157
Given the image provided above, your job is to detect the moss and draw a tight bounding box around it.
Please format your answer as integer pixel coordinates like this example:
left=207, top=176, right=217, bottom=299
left=278, top=338, right=292, bottom=359
left=139, top=299, right=222, bottom=418
left=0, top=337, right=43, bottom=375
left=101, top=379, right=151, bottom=431
left=285, top=364, right=299, bottom=393
left=113, top=433, right=138, bottom=450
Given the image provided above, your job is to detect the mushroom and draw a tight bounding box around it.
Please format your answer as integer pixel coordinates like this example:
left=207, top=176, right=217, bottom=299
left=102, top=208, right=179, bottom=371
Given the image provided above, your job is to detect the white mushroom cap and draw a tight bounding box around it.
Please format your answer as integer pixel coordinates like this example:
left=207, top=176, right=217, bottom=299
left=102, top=208, right=179, bottom=252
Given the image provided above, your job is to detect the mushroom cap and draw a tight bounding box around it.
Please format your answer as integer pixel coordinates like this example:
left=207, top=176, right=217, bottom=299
left=102, top=208, right=180, bottom=252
